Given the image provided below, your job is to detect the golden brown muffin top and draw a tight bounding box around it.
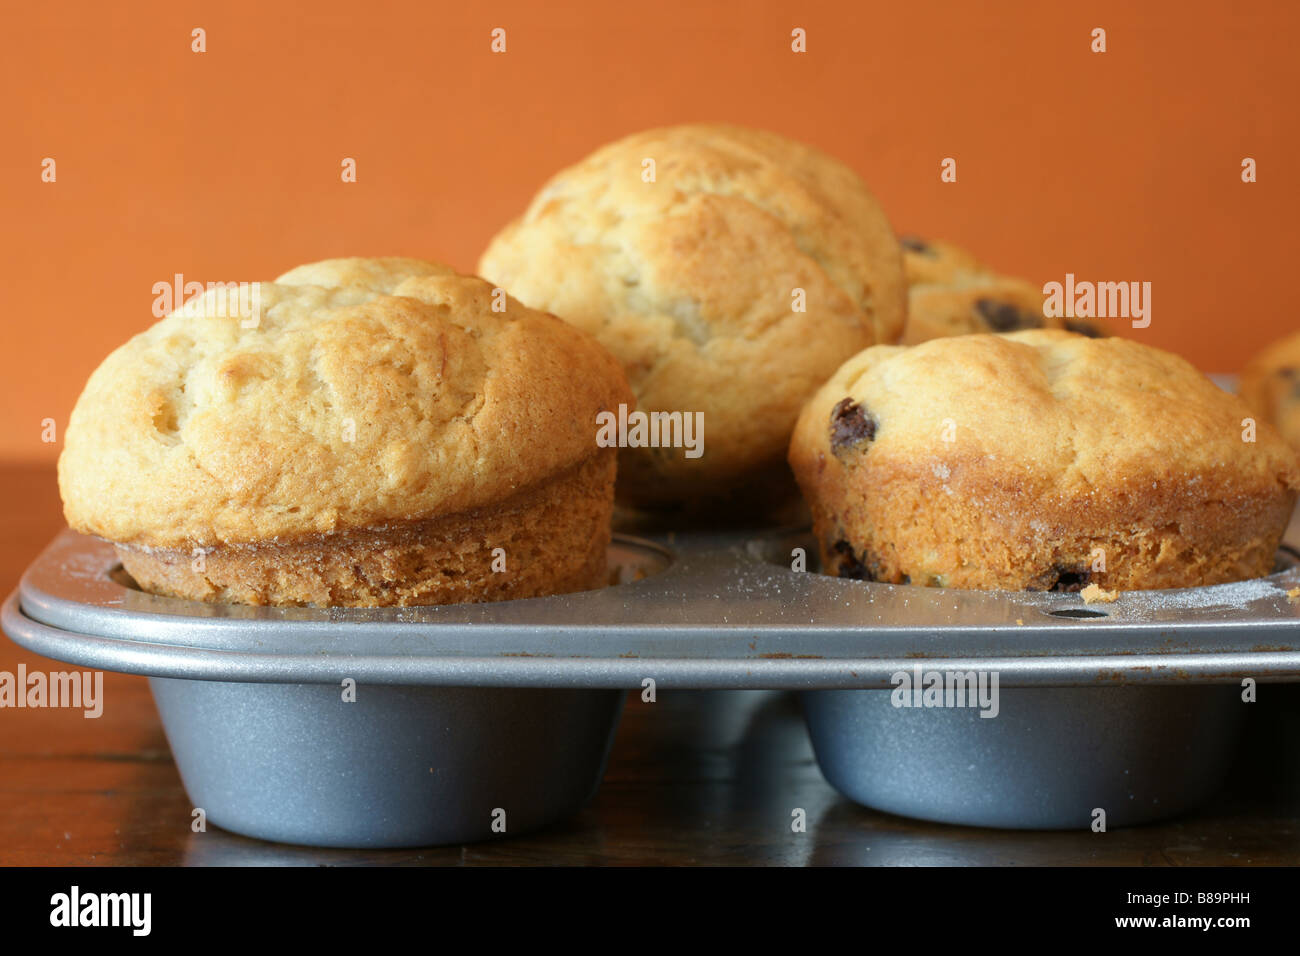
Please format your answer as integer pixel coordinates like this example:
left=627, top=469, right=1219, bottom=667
left=59, top=258, right=633, bottom=548
left=899, top=235, right=988, bottom=287
left=899, top=235, right=1106, bottom=344
left=902, top=275, right=1054, bottom=344
left=478, top=123, right=905, bottom=500
left=1240, top=330, right=1300, bottom=450
left=791, top=329, right=1299, bottom=500
left=483, top=124, right=905, bottom=346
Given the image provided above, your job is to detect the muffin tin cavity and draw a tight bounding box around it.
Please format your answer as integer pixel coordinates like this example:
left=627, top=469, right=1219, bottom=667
left=8, top=523, right=1300, bottom=842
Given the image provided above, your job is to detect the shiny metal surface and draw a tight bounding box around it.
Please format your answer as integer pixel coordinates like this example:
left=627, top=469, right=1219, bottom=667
left=802, top=685, right=1246, bottom=829
left=8, top=529, right=1300, bottom=688
left=5, top=523, right=1298, bottom=840
left=151, top=678, right=624, bottom=847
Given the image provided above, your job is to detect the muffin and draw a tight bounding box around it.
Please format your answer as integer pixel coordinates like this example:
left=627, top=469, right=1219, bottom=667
left=1239, top=330, right=1300, bottom=451
left=898, top=234, right=1104, bottom=343
left=899, top=235, right=988, bottom=287
left=789, top=330, right=1300, bottom=591
left=904, top=277, right=1054, bottom=344
left=479, top=124, right=906, bottom=508
left=58, top=257, right=633, bottom=606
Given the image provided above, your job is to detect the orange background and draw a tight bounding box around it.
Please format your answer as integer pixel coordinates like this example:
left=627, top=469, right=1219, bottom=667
left=4, top=0, right=1297, bottom=461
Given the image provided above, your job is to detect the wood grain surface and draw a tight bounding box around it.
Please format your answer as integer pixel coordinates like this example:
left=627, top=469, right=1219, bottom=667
left=3, top=463, right=1299, bottom=866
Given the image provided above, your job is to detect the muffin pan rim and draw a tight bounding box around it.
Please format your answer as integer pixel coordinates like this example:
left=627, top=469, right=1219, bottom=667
left=6, top=528, right=1300, bottom=689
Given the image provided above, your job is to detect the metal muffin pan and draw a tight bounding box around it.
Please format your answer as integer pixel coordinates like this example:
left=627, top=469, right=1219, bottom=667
left=7, top=523, right=1300, bottom=841
left=148, top=678, right=624, bottom=847
left=801, top=684, right=1246, bottom=829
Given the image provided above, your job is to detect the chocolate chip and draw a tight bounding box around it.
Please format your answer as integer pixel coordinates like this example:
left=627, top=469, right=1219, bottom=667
left=830, top=398, right=876, bottom=454
left=1064, top=319, right=1105, bottom=338
left=830, top=539, right=874, bottom=581
left=899, top=235, right=933, bottom=256
left=974, top=298, right=1043, bottom=332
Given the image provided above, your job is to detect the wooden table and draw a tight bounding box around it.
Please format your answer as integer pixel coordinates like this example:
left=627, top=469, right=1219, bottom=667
left=3, top=462, right=1299, bottom=866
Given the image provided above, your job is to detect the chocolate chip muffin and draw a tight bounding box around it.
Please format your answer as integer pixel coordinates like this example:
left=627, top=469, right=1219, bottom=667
left=1239, top=331, right=1300, bottom=451
left=899, top=235, right=1104, bottom=344
left=789, top=330, right=1299, bottom=591
left=904, top=277, right=1052, bottom=344
left=899, top=235, right=988, bottom=287
left=58, top=257, right=633, bottom=606
left=479, top=124, right=906, bottom=508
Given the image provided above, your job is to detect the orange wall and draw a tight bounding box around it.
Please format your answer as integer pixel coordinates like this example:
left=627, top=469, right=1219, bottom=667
left=4, top=0, right=1297, bottom=461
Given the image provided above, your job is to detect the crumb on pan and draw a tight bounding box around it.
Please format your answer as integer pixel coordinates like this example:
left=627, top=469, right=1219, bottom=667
left=1080, top=583, right=1120, bottom=604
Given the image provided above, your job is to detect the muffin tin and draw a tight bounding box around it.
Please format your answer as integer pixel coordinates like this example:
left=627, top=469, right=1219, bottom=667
left=6, top=518, right=1300, bottom=844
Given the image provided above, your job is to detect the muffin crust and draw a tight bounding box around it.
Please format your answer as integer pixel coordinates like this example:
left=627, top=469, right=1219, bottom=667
left=118, top=453, right=616, bottom=607
left=480, top=124, right=906, bottom=506
left=1239, top=330, right=1300, bottom=452
left=789, top=330, right=1300, bottom=591
left=59, top=258, right=633, bottom=606
left=899, top=235, right=1104, bottom=343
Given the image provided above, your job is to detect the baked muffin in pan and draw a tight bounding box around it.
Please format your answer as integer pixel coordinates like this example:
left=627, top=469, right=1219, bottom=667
left=1239, top=330, right=1300, bottom=452
left=899, top=235, right=1105, bottom=344
left=480, top=123, right=906, bottom=509
left=789, top=329, right=1299, bottom=591
left=58, top=258, right=633, bottom=606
